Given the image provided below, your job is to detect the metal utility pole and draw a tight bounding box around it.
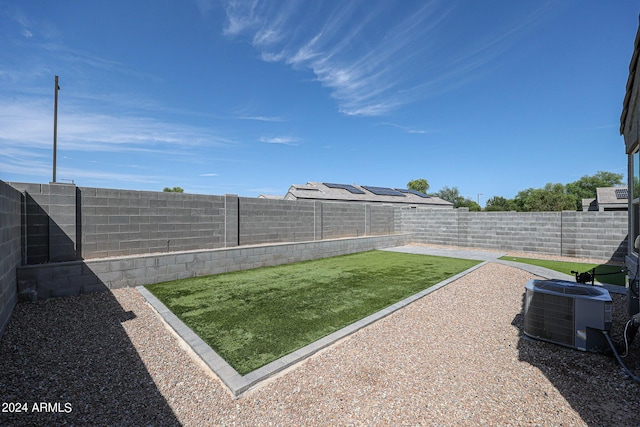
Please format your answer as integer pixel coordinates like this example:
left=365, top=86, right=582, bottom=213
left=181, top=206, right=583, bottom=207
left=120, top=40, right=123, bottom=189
left=52, top=75, right=60, bottom=183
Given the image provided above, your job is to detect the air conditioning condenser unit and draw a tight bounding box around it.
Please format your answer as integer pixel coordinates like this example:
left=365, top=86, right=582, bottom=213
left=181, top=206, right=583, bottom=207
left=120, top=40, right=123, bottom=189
left=523, top=279, right=612, bottom=352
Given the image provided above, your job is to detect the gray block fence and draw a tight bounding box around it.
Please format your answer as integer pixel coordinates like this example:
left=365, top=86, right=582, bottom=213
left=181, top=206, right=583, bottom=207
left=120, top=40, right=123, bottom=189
left=0, top=181, right=22, bottom=337
left=0, top=180, right=630, bottom=338
left=7, top=183, right=399, bottom=262
left=399, top=207, right=628, bottom=261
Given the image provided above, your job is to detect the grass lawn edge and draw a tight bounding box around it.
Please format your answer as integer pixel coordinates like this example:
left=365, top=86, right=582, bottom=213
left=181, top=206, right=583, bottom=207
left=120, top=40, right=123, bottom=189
left=497, top=255, right=626, bottom=286
left=137, top=260, right=488, bottom=398
left=146, top=251, right=481, bottom=375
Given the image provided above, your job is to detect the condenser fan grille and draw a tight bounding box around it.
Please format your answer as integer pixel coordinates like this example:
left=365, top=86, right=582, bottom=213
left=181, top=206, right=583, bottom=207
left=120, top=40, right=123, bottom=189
left=525, top=291, right=574, bottom=347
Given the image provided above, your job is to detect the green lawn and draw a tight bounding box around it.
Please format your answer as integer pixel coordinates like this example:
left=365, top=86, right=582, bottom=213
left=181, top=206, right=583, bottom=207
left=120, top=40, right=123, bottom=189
left=146, top=250, right=480, bottom=375
left=498, top=256, right=626, bottom=286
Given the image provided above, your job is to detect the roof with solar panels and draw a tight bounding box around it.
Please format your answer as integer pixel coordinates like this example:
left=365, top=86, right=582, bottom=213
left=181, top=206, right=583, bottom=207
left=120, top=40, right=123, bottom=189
left=581, top=187, right=628, bottom=211
left=283, top=182, right=453, bottom=208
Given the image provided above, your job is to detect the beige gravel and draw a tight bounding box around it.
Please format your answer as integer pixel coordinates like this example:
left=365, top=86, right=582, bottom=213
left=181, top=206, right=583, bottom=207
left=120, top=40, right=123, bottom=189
left=1, top=260, right=639, bottom=426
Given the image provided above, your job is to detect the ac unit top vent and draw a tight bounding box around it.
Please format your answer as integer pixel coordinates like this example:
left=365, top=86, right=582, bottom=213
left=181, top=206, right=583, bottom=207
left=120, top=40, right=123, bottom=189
left=528, top=279, right=612, bottom=299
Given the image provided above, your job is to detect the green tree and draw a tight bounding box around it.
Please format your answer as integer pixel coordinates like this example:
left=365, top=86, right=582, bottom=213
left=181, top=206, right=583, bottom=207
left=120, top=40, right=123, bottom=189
left=407, top=178, right=429, bottom=194
left=514, top=183, right=577, bottom=212
left=485, top=196, right=517, bottom=211
left=457, top=199, right=482, bottom=211
left=163, top=187, right=184, bottom=193
left=481, top=171, right=623, bottom=212
left=433, top=186, right=480, bottom=211
left=434, top=186, right=460, bottom=204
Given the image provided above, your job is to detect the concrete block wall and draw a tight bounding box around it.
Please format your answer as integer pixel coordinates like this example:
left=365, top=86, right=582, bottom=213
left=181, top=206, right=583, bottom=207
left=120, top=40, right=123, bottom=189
left=11, top=184, right=397, bottom=262
left=464, top=211, right=562, bottom=254
left=224, top=195, right=239, bottom=247
left=49, top=184, right=77, bottom=262
left=399, top=207, right=458, bottom=246
left=401, top=207, right=628, bottom=261
left=22, top=186, right=49, bottom=263
left=561, top=211, right=628, bottom=260
left=0, top=181, right=22, bottom=337
left=9, top=182, right=77, bottom=263
left=79, top=187, right=228, bottom=258
left=369, top=205, right=395, bottom=235
left=17, top=234, right=412, bottom=299
left=322, top=202, right=369, bottom=239
left=238, top=199, right=395, bottom=244
left=239, top=197, right=316, bottom=245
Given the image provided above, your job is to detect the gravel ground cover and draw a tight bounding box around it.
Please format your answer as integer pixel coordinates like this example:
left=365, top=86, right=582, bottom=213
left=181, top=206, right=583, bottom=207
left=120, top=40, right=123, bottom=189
left=1, top=255, right=640, bottom=425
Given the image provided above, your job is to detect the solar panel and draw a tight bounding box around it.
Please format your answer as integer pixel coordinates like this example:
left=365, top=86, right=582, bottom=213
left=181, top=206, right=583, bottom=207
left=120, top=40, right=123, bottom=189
left=395, top=188, right=430, bottom=198
left=362, top=186, right=406, bottom=197
left=323, top=182, right=365, bottom=194
left=615, top=188, right=629, bottom=199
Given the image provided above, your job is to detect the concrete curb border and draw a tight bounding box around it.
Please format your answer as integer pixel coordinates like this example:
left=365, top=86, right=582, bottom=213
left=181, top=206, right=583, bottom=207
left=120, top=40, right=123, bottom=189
left=137, top=259, right=488, bottom=398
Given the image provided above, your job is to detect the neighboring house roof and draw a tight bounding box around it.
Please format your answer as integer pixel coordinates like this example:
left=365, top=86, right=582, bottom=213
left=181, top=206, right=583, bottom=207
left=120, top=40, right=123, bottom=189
left=596, top=187, right=628, bottom=211
left=583, top=187, right=628, bottom=211
left=582, top=198, right=597, bottom=211
left=258, top=194, right=284, bottom=200
left=284, top=182, right=453, bottom=208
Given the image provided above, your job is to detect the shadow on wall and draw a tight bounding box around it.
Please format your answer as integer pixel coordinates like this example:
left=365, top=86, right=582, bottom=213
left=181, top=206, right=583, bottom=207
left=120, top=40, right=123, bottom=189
left=608, top=235, right=629, bottom=264
left=0, top=289, right=181, bottom=426
left=511, top=292, right=640, bottom=425
left=22, top=189, right=79, bottom=265
left=18, top=190, right=93, bottom=300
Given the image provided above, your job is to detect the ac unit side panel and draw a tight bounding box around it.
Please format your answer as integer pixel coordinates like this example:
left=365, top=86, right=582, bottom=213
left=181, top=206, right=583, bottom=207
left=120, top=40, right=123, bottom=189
left=524, top=289, right=575, bottom=348
left=575, top=298, right=612, bottom=351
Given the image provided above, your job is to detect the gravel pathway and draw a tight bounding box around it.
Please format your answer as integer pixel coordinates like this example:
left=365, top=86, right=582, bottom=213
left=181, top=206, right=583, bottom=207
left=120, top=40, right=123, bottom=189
left=1, top=259, right=639, bottom=426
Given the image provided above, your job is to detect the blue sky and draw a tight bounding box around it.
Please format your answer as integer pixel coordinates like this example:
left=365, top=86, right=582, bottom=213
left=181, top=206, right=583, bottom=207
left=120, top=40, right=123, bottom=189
left=1, top=1, right=637, bottom=204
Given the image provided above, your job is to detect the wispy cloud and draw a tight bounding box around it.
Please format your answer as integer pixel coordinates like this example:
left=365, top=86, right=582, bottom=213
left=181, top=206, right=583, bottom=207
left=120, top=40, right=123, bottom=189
left=194, top=0, right=216, bottom=17
left=4, top=5, right=33, bottom=38
left=572, top=123, right=619, bottom=131
left=0, top=95, right=235, bottom=183
left=199, top=173, right=219, bottom=177
left=0, top=7, right=237, bottom=186
left=221, top=1, right=545, bottom=117
left=0, top=97, right=233, bottom=152
left=2, top=7, right=161, bottom=91
left=378, top=122, right=433, bottom=135
left=231, top=105, right=287, bottom=122
left=222, top=0, right=262, bottom=36
left=57, top=167, right=163, bottom=184
left=0, top=153, right=164, bottom=185
left=235, top=115, right=286, bottom=122
left=259, top=136, right=299, bottom=146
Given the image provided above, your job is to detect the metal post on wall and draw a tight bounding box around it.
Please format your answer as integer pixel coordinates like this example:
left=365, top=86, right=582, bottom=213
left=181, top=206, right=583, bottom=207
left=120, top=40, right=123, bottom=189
left=52, top=75, right=60, bottom=183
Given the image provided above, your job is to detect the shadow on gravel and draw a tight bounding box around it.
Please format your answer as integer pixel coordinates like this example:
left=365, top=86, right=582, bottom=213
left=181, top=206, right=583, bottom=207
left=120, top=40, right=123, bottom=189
left=512, top=292, right=640, bottom=426
left=0, top=291, right=180, bottom=426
